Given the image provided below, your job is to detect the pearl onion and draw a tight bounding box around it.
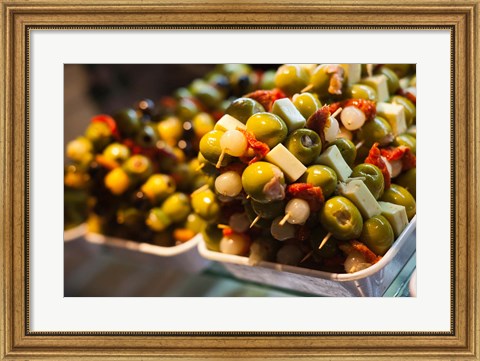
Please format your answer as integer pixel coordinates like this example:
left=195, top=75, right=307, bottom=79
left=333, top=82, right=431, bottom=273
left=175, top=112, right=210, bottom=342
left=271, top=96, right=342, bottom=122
left=390, top=159, right=403, bottom=178
left=381, top=156, right=393, bottom=177
left=343, top=251, right=372, bottom=273
left=324, top=116, right=340, bottom=142
left=215, top=171, right=243, bottom=197
left=219, top=233, right=250, bottom=255
left=285, top=198, right=310, bottom=225
left=340, top=106, right=366, bottom=131
left=337, top=125, right=353, bottom=141
left=271, top=216, right=296, bottom=241
left=220, top=130, right=248, bottom=157
left=229, top=212, right=250, bottom=233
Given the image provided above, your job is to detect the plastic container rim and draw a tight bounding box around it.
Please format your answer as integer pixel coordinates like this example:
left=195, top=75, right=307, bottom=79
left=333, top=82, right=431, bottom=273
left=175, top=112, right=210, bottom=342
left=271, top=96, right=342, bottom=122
left=198, top=216, right=416, bottom=282
left=84, top=231, right=202, bottom=256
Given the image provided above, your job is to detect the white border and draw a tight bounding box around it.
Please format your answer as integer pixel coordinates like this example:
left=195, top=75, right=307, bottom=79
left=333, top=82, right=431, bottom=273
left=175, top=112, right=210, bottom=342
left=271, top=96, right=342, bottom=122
left=31, top=29, right=451, bottom=331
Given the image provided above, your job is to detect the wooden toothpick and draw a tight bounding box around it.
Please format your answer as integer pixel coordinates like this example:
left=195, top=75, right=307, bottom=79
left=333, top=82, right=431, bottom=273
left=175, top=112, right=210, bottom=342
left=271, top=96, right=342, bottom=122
left=216, top=149, right=226, bottom=168
left=355, top=140, right=365, bottom=150
left=331, top=107, right=343, bottom=119
left=191, top=184, right=209, bottom=196
left=279, top=212, right=291, bottom=226
left=249, top=215, right=260, bottom=228
left=318, top=232, right=332, bottom=250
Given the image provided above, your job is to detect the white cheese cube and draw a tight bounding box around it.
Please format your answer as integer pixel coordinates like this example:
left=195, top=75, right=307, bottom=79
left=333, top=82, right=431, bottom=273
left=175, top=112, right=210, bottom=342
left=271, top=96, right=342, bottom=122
left=377, top=102, right=407, bottom=136
left=214, top=114, right=246, bottom=132
left=341, top=64, right=361, bottom=86
left=271, top=98, right=306, bottom=132
left=378, top=201, right=409, bottom=237
left=316, top=145, right=352, bottom=182
left=339, top=179, right=382, bottom=219
left=360, top=74, right=389, bottom=102
left=265, top=144, right=307, bottom=182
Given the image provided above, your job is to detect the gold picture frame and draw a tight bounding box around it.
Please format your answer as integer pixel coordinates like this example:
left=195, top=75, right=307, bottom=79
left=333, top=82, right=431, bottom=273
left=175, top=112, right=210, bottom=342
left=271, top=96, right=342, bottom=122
left=1, top=0, right=479, bottom=359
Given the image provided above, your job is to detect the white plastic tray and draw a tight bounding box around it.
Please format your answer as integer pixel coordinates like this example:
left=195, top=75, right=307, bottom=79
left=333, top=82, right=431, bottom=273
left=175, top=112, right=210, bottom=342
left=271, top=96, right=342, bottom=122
left=85, top=232, right=210, bottom=273
left=198, top=216, right=416, bottom=297
left=64, top=223, right=88, bottom=242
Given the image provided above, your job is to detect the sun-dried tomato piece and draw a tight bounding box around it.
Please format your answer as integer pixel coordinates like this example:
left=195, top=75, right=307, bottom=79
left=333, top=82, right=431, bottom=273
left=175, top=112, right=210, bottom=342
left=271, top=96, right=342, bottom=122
left=306, top=105, right=330, bottom=149
left=287, top=183, right=325, bottom=212
left=244, top=88, right=287, bottom=112
left=365, top=142, right=391, bottom=188
left=325, top=64, right=345, bottom=95
left=345, top=240, right=382, bottom=264
left=237, top=128, right=270, bottom=164
left=222, top=227, right=234, bottom=237
left=381, top=146, right=416, bottom=171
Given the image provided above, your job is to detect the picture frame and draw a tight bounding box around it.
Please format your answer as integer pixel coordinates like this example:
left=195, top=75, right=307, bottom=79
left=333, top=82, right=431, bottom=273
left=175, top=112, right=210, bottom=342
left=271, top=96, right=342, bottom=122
left=1, top=0, right=478, bottom=359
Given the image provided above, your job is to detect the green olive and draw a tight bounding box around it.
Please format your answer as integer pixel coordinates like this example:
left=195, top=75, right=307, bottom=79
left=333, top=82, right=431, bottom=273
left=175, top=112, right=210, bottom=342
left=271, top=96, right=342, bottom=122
left=375, top=66, right=400, bottom=94
left=134, top=123, right=158, bottom=148
left=346, top=84, right=377, bottom=101
left=176, top=97, right=199, bottom=121
left=116, top=208, right=144, bottom=229
left=113, top=108, right=141, bottom=138
left=199, top=130, right=232, bottom=167
left=351, top=163, right=385, bottom=199
left=299, top=165, right=337, bottom=198
left=251, top=199, right=285, bottom=219
left=357, top=116, right=394, bottom=147
left=259, top=70, right=276, bottom=90
left=104, top=168, right=130, bottom=195
left=245, top=112, right=288, bottom=148
left=66, top=137, right=93, bottom=165
left=393, top=133, right=416, bottom=154
left=327, top=138, right=357, bottom=167
left=292, top=92, right=322, bottom=119
left=102, top=143, right=130, bottom=164
left=230, top=71, right=258, bottom=95
left=284, top=129, right=322, bottom=165
left=191, top=188, right=220, bottom=222
left=161, top=192, right=191, bottom=223
left=359, top=215, right=394, bottom=255
left=146, top=208, right=172, bottom=232
left=395, top=168, right=416, bottom=199
left=225, top=98, right=265, bottom=124
left=141, top=174, right=176, bottom=204
left=319, top=196, right=363, bottom=241
left=192, top=112, right=215, bottom=138
left=244, top=201, right=272, bottom=229
left=380, top=184, right=416, bottom=220
left=189, top=79, right=223, bottom=108
left=216, top=64, right=252, bottom=77
left=85, top=122, right=112, bottom=151
left=391, top=95, right=416, bottom=127
left=123, top=155, right=153, bottom=182
left=184, top=213, right=207, bottom=233
left=157, top=116, right=183, bottom=146
left=383, top=64, right=412, bottom=78
left=241, top=162, right=286, bottom=203
left=202, top=223, right=223, bottom=251
left=274, top=64, right=310, bottom=96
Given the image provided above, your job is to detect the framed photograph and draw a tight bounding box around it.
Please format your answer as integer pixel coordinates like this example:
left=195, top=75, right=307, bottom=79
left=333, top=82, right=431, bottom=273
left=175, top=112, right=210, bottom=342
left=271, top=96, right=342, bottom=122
left=1, top=0, right=478, bottom=359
